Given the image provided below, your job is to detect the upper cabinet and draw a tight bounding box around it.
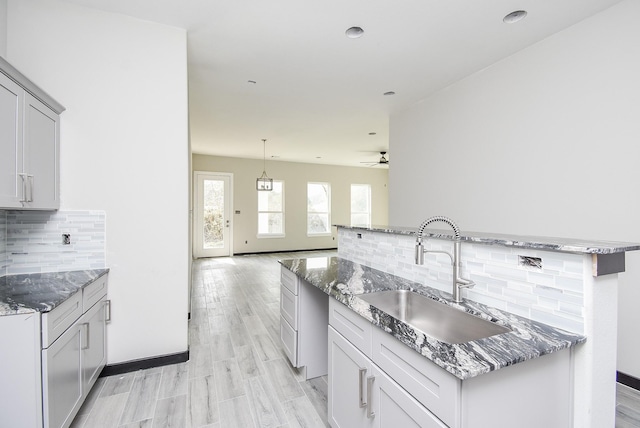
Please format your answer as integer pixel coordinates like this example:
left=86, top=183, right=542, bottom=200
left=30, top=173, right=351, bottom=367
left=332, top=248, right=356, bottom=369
left=0, top=57, right=64, bottom=210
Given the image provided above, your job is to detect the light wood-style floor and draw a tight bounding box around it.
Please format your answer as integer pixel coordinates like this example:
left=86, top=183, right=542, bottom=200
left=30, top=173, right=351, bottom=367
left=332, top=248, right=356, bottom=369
left=70, top=250, right=640, bottom=427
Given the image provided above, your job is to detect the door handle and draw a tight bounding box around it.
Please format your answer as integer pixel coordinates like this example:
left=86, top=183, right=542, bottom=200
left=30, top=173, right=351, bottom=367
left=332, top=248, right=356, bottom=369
left=18, top=173, right=27, bottom=203
left=366, top=375, right=375, bottom=419
left=27, top=174, right=34, bottom=202
left=105, top=300, right=112, bottom=322
left=358, top=367, right=367, bottom=408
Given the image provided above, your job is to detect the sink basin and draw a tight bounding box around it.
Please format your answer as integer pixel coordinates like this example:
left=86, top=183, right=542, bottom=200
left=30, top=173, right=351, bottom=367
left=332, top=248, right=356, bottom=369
left=357, top=290, right=510, bottom=344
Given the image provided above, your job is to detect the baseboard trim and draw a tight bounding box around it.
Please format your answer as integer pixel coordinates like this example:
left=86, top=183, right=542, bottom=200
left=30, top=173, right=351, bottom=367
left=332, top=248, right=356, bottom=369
left=100, top=350, right=189, bottom=377
left=617, top=371, right=640, bottom=391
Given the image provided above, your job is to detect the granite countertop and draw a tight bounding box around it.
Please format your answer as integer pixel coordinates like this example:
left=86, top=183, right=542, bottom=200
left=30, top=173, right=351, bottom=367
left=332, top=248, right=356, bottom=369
left=279, top=256, right=585, bottom=380
left=0, top=269, right=110, bottom=316
left=336, top=224, right=640, bottom=255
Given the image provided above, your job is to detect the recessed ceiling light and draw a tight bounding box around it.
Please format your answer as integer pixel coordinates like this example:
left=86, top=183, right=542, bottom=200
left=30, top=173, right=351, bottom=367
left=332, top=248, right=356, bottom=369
left=383, top=91, right=395, bottom=96
left=503, top=10, right=527, bottom=24
left=345, top=26, right=364, bottom=39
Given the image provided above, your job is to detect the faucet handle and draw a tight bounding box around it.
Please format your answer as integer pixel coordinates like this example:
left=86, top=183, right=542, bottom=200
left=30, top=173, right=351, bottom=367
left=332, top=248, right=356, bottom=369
left=457, top=277, right=475, bottom=289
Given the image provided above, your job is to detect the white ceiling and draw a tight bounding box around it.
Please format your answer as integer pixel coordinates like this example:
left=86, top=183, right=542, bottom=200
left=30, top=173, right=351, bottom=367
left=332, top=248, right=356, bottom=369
left=61, top=0, right=621, bottom=167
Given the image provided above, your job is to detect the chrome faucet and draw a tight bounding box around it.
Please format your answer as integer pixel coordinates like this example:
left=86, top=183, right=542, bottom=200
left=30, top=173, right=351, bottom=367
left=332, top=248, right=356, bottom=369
left=414, top=216, right=475, bottom=303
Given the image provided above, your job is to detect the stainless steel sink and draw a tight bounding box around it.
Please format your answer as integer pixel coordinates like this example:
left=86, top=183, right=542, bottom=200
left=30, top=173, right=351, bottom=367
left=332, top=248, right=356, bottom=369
left=357, top=290, right=510, bottom=344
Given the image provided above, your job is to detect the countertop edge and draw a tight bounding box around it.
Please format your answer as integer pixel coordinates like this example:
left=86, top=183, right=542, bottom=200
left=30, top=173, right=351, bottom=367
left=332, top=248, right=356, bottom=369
left=336, top=224, right=640, bottom=255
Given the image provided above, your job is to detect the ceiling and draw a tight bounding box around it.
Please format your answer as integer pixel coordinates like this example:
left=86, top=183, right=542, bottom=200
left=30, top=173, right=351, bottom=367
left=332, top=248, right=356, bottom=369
left=61, top=0, right=622, bottom=167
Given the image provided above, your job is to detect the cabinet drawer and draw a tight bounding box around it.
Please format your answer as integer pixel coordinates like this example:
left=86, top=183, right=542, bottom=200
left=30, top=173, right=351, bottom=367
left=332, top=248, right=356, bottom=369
left=280, top=284, right=298, bottom=329
left=280, top=315, right=298, bottom=367
left=371, top=326, right=460, bottom=427
left=42, top=291, right=83, bottom=348
left=83, top=274, right=108, bottom=311
left=329, top=298, right=372, bottom=357
left=280, top=266, right=299, bottom=295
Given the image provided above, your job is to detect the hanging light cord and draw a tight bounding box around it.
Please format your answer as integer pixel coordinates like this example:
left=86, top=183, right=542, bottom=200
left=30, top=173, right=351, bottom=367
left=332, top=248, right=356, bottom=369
left=262, top=139, right=267, bottom=174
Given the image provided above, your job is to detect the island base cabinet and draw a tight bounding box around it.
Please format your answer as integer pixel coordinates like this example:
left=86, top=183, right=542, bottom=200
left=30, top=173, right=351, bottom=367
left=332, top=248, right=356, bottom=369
left=328, top=298, right=572, bottom=428
left=329, top=326, right=447, bottom=428
left=460, top=348, right=571, bottom=428
left=280, top=266, right=329, bottom=379
left=329, top=325, right=374, bottom=428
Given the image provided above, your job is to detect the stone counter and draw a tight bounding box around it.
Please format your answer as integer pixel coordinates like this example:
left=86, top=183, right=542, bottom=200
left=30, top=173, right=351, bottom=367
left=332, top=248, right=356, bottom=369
left=279, top=256, right=584, bottom=380
left=0, top=269, right=110, bottom=316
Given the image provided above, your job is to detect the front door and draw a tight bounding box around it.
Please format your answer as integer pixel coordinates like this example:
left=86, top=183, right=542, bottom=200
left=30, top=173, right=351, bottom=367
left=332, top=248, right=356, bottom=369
left=194, top=172, right=232, bottom=258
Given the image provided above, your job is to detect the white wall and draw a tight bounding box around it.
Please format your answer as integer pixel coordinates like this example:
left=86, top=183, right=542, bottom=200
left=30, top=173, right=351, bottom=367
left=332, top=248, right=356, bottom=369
left=192, top=154, right=389, bottom=254
left=0, top=0, right=6, bottom=57
left=389, top=0, right=640, bottom=378
left=6, top=0, right=189, bottom=364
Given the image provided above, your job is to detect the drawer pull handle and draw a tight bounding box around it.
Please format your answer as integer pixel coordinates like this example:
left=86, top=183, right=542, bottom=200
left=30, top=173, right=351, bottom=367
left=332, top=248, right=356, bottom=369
left=359, top=367, right=367, bottom=408
left=81, top=323, right=90, bottom=350
left=366, top=375, right=375, bottom=419
left=105, top=300, right=112, bottom=322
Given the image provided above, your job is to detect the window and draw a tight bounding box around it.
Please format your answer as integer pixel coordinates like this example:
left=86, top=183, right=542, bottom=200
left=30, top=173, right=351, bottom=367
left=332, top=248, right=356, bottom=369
left=258, top=180, right=284, bottom=237
left=351, top=184, right=371, bottom=227
left=307, top=182, right=331, bottom=235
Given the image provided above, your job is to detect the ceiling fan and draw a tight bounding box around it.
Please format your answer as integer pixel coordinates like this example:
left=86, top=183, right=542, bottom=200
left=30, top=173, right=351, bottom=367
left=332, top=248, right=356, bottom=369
left=361, top=151, right=389, bottom=167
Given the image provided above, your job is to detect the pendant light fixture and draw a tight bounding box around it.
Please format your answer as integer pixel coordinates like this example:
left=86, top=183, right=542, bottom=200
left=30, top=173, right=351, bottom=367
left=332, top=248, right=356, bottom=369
left=256, top=139, right=273, bottom=191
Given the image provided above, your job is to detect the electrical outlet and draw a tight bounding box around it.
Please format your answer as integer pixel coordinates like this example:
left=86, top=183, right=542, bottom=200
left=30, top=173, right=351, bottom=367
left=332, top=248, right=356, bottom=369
left=519, top=255, right=542, bottom=269
left=62, top=234, right=71, bottom=245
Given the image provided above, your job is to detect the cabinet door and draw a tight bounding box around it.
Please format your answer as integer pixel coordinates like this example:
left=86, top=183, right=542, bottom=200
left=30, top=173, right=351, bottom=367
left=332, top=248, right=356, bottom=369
left=328, top=326, right=375, bottom=428
left=81, top=299, right=107, bottom=395
left=280, top=315, right=298, bottom=367
left=42, top=323, right=83, bottom=428
left=23, top=93, right=59, bottom=209
left=371, top=366, right=448, bottom=428
left=0, top=73, right=24, bottom=208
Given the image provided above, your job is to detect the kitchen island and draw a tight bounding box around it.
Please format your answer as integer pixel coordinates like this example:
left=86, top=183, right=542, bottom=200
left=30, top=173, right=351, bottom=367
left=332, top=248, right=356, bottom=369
left=280, top=223, right=640, bottom=427
left=280, top=256, right=584, bottom=427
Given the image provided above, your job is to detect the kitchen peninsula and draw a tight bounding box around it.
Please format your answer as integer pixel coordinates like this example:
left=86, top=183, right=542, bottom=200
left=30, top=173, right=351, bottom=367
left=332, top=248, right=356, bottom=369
left=279, top=223, right=640, bottom=428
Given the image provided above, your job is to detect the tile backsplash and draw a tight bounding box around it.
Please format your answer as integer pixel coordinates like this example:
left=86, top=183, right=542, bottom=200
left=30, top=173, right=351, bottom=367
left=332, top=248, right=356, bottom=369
left=1, top=210, right=106, bottom=275
left=338, top=228, right=587, bottom=334
left=0, top=211, right=7, bottom=276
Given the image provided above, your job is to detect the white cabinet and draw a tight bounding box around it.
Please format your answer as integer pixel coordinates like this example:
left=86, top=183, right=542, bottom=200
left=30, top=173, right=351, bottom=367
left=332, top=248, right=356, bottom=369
left=328, top=326, right=375, bottom=428
left=0, top=72, right=23, bottom=207
left=279, top=266, right=329, bottom=379
left=0, top=274, right=109, bottom=428
left=0, top=58, right=63, bottom=210
left=328, top=298, right=572, bottom=428
left=329, top=327, right=446, bottom=428
left=81, top=297, right=108, bottom=392
left=42, top=295, right=108, bottom=428
left=23, top=93, right=59, bottom=209
left=42, top=316, right=83, bottom=428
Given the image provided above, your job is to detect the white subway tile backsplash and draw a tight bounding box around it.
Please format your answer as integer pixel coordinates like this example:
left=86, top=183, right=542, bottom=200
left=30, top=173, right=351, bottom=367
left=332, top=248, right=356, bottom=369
left=0, top=210, right=7, bottom=276
left=338, top=228, right=587, bottom=334
left=3, top=210, right=106, bottom=274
